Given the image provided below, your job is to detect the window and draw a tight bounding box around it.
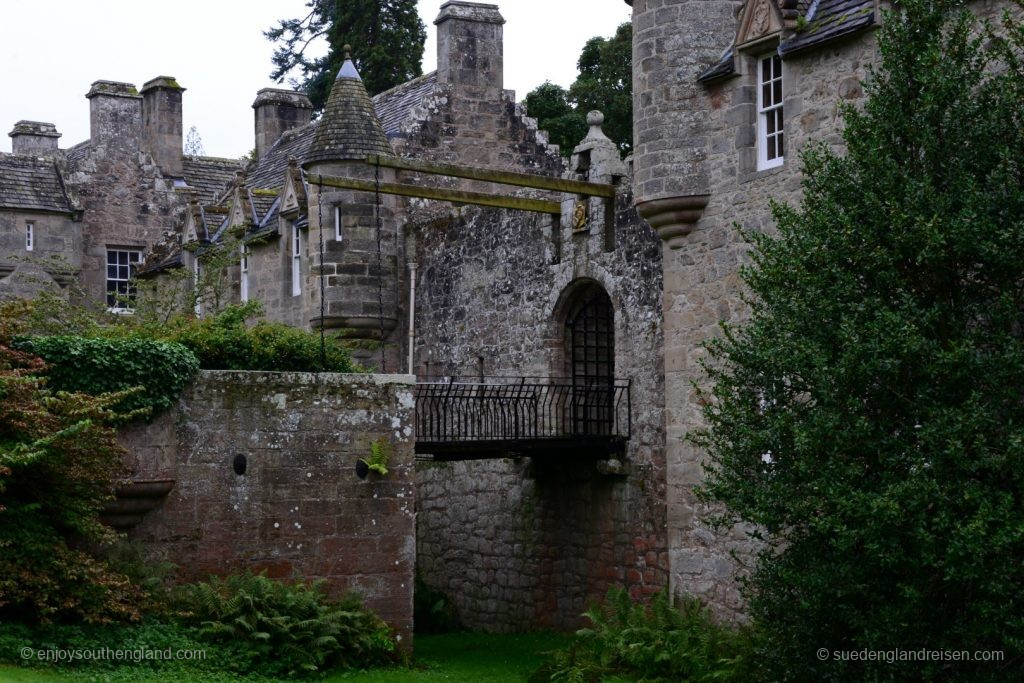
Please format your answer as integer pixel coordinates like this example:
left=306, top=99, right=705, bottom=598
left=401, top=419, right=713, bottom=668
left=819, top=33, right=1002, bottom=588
left=757, top=54, right=784, bottom=170
left=291, top=224, right=302, bottom=297
left=334, top=205, right=343, bottom=241
left=193, top=257, right=202, bottom=316
left=25, top=222, right=34, bottom=251
left=240, top=244, right=249, bottom=302
left=106, top=249, right=142, bottom=311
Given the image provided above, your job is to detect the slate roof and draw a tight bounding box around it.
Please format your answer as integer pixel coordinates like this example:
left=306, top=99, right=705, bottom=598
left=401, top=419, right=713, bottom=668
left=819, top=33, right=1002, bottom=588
left=64, top=140, right=90, bottom=168
left=373, top=72, right=438, bottom=138
left=305, top=59, right=393, bottom=165
left=697, top=0, right=876, bottom=82
left=183, top=156, right=244, bottom=203
left=780, top=0, right=876, bottom=56
left=246, top=123, right=315, bottom=190
left=0, top=154, right=75, bottom=213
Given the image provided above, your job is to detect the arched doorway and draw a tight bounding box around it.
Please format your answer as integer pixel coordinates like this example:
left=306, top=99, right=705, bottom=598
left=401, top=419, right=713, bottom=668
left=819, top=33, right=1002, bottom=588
left=563, top=283, right=615, bottom=435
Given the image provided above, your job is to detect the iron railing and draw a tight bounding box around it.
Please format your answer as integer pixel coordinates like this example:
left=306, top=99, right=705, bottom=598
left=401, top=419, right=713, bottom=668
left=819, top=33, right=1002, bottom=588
left=415, top=376, right=631, bottom=447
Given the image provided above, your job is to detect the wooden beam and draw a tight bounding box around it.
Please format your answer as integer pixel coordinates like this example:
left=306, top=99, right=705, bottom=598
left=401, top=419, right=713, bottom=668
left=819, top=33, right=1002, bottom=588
left=309, top=173, right=562, bottom=214
left=366, top=154, right=616, bottom=198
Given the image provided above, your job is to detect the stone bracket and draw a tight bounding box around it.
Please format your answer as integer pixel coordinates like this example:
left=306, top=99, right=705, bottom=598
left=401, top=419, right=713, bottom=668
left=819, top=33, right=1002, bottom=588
left=635, top=194, right=711, bottom=249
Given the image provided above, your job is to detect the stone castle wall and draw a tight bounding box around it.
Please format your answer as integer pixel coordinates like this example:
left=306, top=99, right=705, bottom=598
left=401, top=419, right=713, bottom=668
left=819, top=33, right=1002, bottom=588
left=120, top=371, right=417, bottom=643
left=412, top=188, right=668, bottom=631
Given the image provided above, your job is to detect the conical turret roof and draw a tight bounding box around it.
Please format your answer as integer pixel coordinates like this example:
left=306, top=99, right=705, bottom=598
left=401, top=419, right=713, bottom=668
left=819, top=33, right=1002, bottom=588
left=304, top=53, right=393, bottom=165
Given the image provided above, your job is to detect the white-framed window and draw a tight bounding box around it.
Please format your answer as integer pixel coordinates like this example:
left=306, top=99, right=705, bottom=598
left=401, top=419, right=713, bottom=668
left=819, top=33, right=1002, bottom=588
left=193, top=257, right=202, bottom=316
left=239, top=244, right=249, bottom=302
left=25, top=222, right=34, bottom=251
left=757, top=53, right=784, bottom=171
left=106, top=248, right=142, bottom=311
left=334, top=205, right=343, bottom=241
left=291, top=224, right=302, bottom=297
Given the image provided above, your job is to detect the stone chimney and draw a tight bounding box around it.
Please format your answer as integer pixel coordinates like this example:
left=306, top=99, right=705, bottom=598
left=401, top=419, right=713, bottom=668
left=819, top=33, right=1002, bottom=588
left=86, top=80, right=142, bottom=148
left=8, top=121, right=61, bottom=156
left=435, top=1, right=505, bottom=99
left=252, top=88, right=314, bottom=160
left=141, top=76, right=185, bottom=177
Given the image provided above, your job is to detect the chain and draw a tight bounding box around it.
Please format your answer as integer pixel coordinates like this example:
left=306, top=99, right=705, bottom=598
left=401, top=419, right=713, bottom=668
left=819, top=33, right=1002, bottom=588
left=374, top=160, right=386, bottom=372
left=316, top=176, right=326, bottom=370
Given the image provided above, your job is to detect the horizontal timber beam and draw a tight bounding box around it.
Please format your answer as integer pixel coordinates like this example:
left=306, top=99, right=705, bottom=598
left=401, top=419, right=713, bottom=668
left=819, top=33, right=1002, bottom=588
left=309, top=173, right=562, bottom=215
left=366, top=154, right=616, bottom=199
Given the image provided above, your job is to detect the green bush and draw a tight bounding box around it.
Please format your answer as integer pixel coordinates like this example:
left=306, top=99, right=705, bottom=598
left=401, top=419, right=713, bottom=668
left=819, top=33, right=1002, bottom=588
left=0, top=618, right=268, bottom=681
left=0, top=314, right=146, bottom=626
left=693, top=2, right=1024, bottom=680
left=13, top=336, right=198, bottom=420
left=530, top=588, right=754, bottom=683
left=178, top=571, right=395, bottom=678
left=154, top=303, right=360, bottom=374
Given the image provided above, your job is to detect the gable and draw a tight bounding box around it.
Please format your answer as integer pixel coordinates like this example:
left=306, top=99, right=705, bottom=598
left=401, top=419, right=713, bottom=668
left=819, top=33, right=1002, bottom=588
left=736, top=0, right=784, bottom=50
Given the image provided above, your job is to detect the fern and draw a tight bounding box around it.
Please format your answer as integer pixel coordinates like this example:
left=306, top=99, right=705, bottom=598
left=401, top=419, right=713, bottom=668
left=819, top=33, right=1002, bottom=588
left=179, top=570, right=395, bottom=678
left=531, top=588, right=757, bottom=683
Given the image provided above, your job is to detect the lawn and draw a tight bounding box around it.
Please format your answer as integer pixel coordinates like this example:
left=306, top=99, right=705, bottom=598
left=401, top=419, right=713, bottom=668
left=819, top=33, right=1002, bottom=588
left=0, top=632, right=568, bottom=683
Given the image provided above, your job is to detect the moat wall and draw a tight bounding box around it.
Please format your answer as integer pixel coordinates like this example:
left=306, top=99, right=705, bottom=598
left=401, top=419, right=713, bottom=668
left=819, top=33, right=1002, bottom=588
left=119, top=371, right=416, bottom=644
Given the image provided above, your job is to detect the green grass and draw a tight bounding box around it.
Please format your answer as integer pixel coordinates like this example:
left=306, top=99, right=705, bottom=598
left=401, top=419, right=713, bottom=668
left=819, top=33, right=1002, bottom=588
left=0, top=632, right=568, bottom=683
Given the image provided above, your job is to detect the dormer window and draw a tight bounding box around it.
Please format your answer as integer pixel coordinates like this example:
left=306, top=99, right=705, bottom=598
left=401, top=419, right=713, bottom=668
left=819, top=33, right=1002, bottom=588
left=240, top=244, right=249, bottom=302
left=757, top=54, right=784, bottom=170
left=25, top=222, right=33, bottom=251
left=292, top=224, right=302, bottom=297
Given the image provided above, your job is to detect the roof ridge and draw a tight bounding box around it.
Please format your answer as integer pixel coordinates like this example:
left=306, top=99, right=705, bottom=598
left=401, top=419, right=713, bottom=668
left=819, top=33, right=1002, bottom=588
left=373, top=71, right=438, bottom=102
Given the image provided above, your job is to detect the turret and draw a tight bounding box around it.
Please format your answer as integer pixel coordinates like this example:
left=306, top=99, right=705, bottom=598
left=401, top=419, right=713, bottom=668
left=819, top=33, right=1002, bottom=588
left=626, top=0, right=737, bottom=247
left=302, top=47, right=400, bottom=370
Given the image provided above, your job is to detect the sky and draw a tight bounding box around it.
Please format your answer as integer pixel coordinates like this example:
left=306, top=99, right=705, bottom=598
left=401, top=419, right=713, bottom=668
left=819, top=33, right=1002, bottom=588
left=0, top=0, right=631, bottom=159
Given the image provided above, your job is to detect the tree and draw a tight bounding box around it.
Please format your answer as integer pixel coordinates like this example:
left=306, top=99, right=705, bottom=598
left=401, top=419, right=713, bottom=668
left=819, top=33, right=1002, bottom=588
left=184, top=126, right=204, bottom=156
left=569, top=22, right=632, bottom=155
left=524, top=23, right=633, bottom=157
left=693, top=1, right=1024, bottom=680
left=523, top=82, right=586, bottom=156
left=266, top=0, right=426, bottom=109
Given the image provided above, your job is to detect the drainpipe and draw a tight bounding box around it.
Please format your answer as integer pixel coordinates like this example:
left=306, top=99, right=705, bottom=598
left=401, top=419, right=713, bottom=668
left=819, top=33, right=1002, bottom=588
left=407, top=262, right=418, bottom=374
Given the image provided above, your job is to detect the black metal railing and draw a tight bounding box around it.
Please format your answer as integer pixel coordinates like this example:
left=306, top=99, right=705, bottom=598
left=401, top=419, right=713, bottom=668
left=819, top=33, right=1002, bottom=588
left=415, top=376, right=631, bottom=447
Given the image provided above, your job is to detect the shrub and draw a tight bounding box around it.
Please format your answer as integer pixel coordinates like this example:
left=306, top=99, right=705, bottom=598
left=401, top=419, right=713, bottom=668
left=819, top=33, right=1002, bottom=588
left=0, top=617, right=267, bottom=681
left=152, top=302, right=360, bottom=374
left=13, top=336, right=199, bottom=420
left=0, top=321, right=141, bottom=625
left=530, top=588, right=754, bottom=683
left=177, top=571, right=395, bottom=678
left=694, top=2, right=1024, bottom=680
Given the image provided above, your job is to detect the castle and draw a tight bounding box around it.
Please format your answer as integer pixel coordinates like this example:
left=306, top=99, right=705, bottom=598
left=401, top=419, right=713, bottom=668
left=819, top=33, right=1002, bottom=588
left=1, top=0, right=1018, bottom=633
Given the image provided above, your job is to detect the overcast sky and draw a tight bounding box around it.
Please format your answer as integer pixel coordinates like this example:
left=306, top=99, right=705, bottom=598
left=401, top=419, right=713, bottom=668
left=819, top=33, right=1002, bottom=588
left=0, top=0, right=631, bottom=158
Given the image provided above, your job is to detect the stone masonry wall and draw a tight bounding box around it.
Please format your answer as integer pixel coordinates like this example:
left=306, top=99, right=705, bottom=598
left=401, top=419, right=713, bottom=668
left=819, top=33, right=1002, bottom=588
left=0, top=210, right=81, bottom=301
left=413, top=189, right=668, bottom=631
left=67, top=85, right=186, bottom=308
left=121, top=371, right=417, bottom=644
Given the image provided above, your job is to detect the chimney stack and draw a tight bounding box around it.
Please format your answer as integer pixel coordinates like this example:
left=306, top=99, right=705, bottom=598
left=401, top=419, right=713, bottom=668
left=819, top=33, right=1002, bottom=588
left=253, top=88, right=313, bottom=160
left=141, top=76, right=185, bottom=177
left=9, top=121, right=61, bottom=156
left=86, top=80, right=142, bottom=149
left=435, top=1, right=505, bottom=99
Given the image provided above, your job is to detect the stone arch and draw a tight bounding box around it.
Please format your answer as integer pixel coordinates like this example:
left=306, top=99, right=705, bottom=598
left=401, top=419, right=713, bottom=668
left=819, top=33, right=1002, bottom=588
left=552, top=278, right=615, bottom=384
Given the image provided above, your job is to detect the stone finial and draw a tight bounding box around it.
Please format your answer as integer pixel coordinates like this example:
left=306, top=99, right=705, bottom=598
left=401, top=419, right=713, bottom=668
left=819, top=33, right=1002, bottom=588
left=570, top=110, right=627, bottom=182
left=344, top=44, right=352, bottom=60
